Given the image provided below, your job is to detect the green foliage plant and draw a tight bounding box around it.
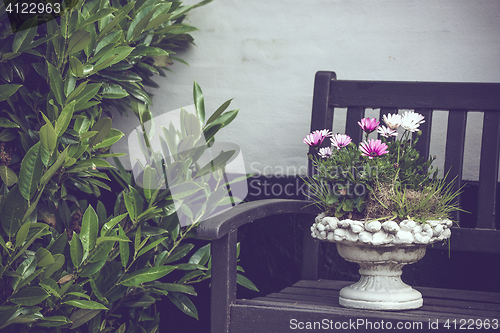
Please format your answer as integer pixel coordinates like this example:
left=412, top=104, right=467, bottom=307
left=0, top=0, right=257, bottom=331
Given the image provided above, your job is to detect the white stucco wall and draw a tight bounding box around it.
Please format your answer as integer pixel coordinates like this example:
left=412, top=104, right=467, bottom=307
left=114, top=0, right=500, bottom=180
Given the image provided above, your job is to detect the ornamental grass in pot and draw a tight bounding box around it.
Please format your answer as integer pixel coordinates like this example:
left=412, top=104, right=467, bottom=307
left=302, top=111, right=463, bottom=310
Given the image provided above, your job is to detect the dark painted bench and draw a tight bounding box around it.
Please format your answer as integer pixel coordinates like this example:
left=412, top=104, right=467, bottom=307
left=196, top=71, right=500, bottom=332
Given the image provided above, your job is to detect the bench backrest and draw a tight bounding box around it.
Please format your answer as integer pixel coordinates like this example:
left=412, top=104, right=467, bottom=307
left=303, top=72, right=500, bottom=268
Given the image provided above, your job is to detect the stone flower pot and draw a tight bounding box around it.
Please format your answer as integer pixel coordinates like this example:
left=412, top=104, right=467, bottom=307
left=311, top=214, right=452, bottom=310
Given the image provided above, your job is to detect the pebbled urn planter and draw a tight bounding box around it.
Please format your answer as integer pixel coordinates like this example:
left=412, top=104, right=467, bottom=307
left=311, top=213, right=452, bottom=310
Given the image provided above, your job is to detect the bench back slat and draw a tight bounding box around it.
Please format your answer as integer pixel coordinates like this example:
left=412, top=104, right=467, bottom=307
left=329, top=80, right=500, bottom=110
left=345, top=106, right=364, bottom=145
left=413, top=108, right=432, bottom=160
left=477, top=111, right=500, bottom=229
left=443, top=110, right=467, bottom=220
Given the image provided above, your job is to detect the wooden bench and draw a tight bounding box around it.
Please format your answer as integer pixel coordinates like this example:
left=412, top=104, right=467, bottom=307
left=196, top=71, right=500, bottom=332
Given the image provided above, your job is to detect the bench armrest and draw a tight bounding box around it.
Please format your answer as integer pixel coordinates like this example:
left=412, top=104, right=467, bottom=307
left=195, top=198, right=321, bottom=240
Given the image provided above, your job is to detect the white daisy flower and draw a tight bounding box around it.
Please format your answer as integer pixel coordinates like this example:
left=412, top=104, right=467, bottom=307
left=401, top=111, right=425, bottom=132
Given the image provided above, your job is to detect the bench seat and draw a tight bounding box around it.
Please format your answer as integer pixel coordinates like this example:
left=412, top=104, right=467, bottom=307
left=231, top=280, right=500, bottom=332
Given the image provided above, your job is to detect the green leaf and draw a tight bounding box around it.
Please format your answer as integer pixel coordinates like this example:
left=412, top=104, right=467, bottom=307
left=120, top=82, right=152, bottom=104
left=39, top=278, right=61, bottom=298
left=35, top=315, right=72, bottom=327
left=39, top=124, right=57, bottom=153
left=164, top=243, right=194, bottom=264
left=66, top=81, right=88, bottom=103
left=96, top=235, right=130, bottom=245
left=66, top=158, right=114, bottom=173
left=97, top=71, right=142, bottom=82
left=89, top=277, right=108, bottom=304
left=42, top=254, right=65, bottom=280
left=65, top=292, right=90, bottom=299
left=176, top=263, right=208, bottom=271
left=79, top=258, right=106, bottom=277
left=70, top=309, right=101, bottom=329
left=124, top=186, right=143, bottom=221
left=92, top=47, right=135, bottom=73
left=92, top=128, right=124, bottom=149
left=119, top=265, right=177, bottom=286
left=46, top=62, right=65, bottom=106
left=39, top=147, right=69, bottom=185
left=193, top=81, right=205, bottom=126
left=10, top=287, right=49, bottom=306
left=0, top=117, right=20, bottom=129
left=80, top=131, right=98, bottom=141
left=89, top=237, right=115, bottom=263
left=0, top=305, right=20, bottom=329
left=167, top=292, right=198, bottom=319
left=153, top=282, right=197, bottom=296
left=73, top=83, right=102, bottom=111
left=0, top=165, right=18, bottom=186
left=11, top=224, right=49, bottom=263
left=142, top=165, right=157, bottom=200
left=196, top=150, right=235, bottom=178
left=189, top=243, right=210, bottom=266
left=100, top=83, right=129, bottom=99
left=94, top=31, right=122, bottom=54
left=121, top=294, right=156, bottom=308
left=0, top=185, right=27, bottom=236
left=15, top=223, right=30, bottom=248
left=82, top=8, right=117, bottom=29
left=137, top=237, right=168, bottom=258
left=64, top=299, right=108, bottom=310
left=0, top=128, right=16, bottom=141
left=127, top=5, right=158, bottom=42
left=101, top=213, right=127, bottom=236
left=88, top=117, right=112, bottom=148
left=207, top=109, right=239, bottom=129
left=67, top=31, right=92, bottom=54
left=55, top=100, right=76, bottom=137
left=69, top=56, right=84, bottom=76
left=97, top=2, right=136, bottom=42
left=0, top=128, right=17, bottom=142
left=12, top=17, right=38, bottom=53
left=0, top=84, right=22, bottom=102
left=206, top=99, right=233, bottom=126
left=119, top=225, right=129, bottom=268
left=237, top=274, right=259, bottom=292
left=129, top=45, right=169, bottom=58
left=81, top=205, right=99, bottom=254
left=70, top=232, right=83, bottom=268
left=182, top=112, right=201, bottom=139
left=145, top=13, right=172, bottom=31
left=35, top=247, right=55, bottom=267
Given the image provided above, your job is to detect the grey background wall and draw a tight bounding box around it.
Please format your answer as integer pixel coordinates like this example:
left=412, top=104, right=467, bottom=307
left=114, top=0, right=500, bottom=181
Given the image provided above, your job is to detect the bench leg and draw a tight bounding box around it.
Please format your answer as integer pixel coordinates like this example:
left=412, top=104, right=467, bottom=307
left=211, top=230, right=237, bottom=333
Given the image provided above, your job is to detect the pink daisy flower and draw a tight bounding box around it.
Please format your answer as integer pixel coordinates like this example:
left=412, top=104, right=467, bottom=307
left=377, top=125, right=398, bottom=138
left=318, top=146, right=333, bottom=158
left=330, top=133, right=352, bottom=149
left=359, top=139, right=389, bottom=159
left=303, top=129, right=332, bottom=146
left=358, top=117, right=380, bottom=133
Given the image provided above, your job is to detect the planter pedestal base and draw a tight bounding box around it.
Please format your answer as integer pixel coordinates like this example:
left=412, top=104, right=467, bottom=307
left=336, top=242, right=427, bottom=310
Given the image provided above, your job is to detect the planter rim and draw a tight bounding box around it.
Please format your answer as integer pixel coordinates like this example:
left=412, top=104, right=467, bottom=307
left=311, top=213, right=452, bottom=247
